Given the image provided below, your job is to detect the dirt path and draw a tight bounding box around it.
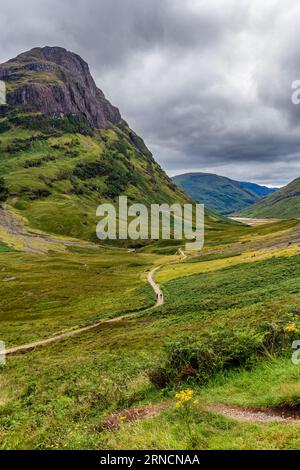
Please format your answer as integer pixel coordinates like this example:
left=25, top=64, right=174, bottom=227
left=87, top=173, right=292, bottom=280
left=178, top=248, right=187, bottom=259
left=205, top=404, right=300, bottom=424
left=6, top=265, right=164, bottom=356
left=147, top=266, right=164, bottom=307
left=101, top=403, right=170, bottom=431
left=100, top=402, right=300, bottom=431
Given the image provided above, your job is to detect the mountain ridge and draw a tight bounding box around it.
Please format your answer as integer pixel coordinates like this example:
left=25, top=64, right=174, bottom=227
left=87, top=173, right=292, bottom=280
left=172, top=172, right=277, bottom=215
left=236, top=177, right=300, bottom=219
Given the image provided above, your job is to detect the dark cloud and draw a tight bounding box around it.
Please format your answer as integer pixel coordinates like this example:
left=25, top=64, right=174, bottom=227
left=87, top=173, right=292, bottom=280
left=1, top=0, right=300, bottom=186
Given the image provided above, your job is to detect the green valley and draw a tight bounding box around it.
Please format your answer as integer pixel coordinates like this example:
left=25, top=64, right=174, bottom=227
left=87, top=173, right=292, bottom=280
left=0, top=218, right=300, bottom=449
left=0, top=46, right=300, bottom=452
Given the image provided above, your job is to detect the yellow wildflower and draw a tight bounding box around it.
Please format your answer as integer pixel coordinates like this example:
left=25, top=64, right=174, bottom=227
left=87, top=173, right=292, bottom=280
left=175, top=389, right=196, bottom=408
left=284, top=323, right=298, bottom=333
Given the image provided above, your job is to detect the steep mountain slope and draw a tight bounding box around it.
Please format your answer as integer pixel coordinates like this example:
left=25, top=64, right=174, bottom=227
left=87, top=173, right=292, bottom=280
left=237, top=177, right=300, bottom=219
left=0, top=47, right=201, bottom=243
left=172, top=173, right=276, bottom=215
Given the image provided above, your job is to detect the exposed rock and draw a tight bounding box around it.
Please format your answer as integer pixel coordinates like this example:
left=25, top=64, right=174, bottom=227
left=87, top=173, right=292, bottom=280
left=0, top=46, right=121, bottom=129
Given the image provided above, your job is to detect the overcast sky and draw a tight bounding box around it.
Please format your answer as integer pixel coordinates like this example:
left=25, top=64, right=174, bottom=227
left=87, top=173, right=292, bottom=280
left=2, top=0, right=300, bottom=186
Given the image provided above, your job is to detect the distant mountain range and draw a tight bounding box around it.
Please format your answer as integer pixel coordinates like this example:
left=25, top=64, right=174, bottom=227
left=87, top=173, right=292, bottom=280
left=237, top=177, right=300, bottom=219
left=172, top=173, right=277, bottom=215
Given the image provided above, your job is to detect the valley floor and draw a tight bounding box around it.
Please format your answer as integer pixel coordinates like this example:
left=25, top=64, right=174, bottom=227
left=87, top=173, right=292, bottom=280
left=0, top=211, right=300, bottom=450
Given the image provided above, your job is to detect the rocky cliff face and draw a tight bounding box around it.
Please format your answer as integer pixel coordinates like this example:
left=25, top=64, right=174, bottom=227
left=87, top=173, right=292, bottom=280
left=0, top=46, right=121, bottom=128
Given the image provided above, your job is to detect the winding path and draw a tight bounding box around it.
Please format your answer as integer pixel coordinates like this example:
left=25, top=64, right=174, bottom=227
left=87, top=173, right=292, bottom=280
left=5, top=248, right=189, bottom=355
left=147, top=266, right=164, bottom=307
left=5, top=265, right=163, bottom=356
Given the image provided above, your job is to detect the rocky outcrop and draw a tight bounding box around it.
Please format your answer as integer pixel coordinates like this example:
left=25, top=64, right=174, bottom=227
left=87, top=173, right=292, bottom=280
left=0, top=46, right=121, bottom=129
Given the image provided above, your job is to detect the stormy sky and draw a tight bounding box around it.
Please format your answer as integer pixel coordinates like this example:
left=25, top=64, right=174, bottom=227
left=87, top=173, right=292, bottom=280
left=1, top=0, right=300, bottom=186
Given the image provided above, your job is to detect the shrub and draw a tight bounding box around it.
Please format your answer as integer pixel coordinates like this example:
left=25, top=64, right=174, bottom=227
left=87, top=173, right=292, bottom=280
left=29, top=188, right=51, bottom=200
left=10, top=113, right=93, bottom=136
left=73, top=160, right=108, bottom=179
left=5, top=138, right=32, bottom=154
left=0, top=177, right=9, bottom=203
left=0, top=120, right=11, bottom=134
left=149, top=321, right=300, bottom=388
left=23, top=154, right=56, bottom=168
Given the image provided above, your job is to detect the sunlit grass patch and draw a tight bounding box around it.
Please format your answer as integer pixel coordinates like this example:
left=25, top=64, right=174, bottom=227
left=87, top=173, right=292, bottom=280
left=198, top=356, right=300, bottom=409
left=0, top=248, right=157, bottom=346
left=157, top=245, right=299, bottom=283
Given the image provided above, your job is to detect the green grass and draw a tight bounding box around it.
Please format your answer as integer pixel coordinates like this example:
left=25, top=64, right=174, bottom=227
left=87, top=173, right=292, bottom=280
left=98, top=407, right=300, bottom=450
left=198, top=356, right=300, bottom=409
left=0, top=247, right=157, bottom=347
left=0, top=241, right=13, bottom=252
left=155, top=253, right=300, bottom=329
left=1, top=241, right=300, bottom=449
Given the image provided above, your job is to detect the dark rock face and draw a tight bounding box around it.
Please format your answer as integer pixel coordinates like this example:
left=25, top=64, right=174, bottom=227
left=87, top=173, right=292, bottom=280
left=0, top=46, right=121, bottom=129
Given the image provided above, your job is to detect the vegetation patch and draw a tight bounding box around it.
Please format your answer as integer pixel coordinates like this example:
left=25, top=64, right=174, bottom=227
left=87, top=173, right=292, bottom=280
left=0, top=177, right=9, bottom=203
left=9, top=113, right=93, bottom=136
left=0, top=241, right=13, bottom=252
left=149, top=320, right=300, bottom=388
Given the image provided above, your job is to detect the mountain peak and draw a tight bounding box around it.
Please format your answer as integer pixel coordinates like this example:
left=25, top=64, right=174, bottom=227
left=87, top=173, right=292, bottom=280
left=12, top=47, right=92, bottom=85
left=0, top=46, right=121, bottom=128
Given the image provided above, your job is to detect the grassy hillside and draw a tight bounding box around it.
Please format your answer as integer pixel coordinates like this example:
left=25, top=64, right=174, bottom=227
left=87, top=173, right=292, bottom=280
left=0, top=117, right=194, bottom=243
left=237, top=177, right=300, bottom=219
left=173, top=172, right=276, bottom=215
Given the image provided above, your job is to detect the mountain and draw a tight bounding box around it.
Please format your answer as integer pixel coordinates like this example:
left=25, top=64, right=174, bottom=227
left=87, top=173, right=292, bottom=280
left=238, top=181, right=277, bottom=198
left=172, top=173, right=277, bottom=215
left=0, top=46, right=121, bottom=128
left=236, top=177, right=300, bottom=219
left=0, top=46, right=200, bottom=243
